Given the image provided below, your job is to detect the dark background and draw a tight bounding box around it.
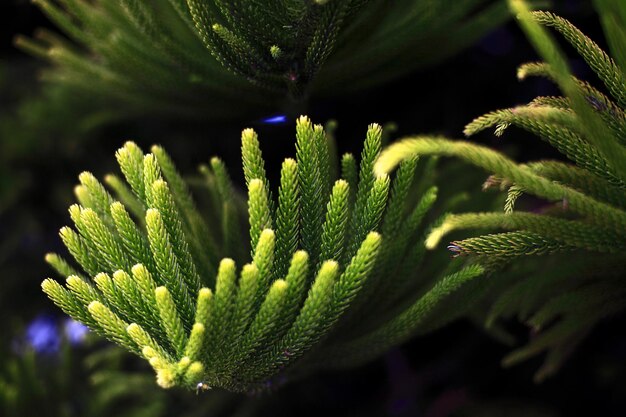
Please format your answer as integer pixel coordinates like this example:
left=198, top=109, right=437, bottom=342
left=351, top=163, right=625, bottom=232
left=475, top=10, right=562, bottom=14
left=1, top=1, right=624, bottom=416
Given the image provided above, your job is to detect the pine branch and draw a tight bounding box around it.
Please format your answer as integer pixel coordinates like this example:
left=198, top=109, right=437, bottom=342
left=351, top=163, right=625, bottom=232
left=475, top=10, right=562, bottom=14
left=19, top=0, right=508, bottom=121
left=43, top=116, right=483, bottom=393
left=375, top=0, right=626, bottom=381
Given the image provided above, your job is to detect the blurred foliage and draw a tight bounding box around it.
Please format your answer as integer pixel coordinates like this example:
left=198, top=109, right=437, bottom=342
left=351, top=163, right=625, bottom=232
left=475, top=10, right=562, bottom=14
left=0, top=318, right=257, bottom=417
left=1, top=344, right=166, bottom=417
left=16, top=0, right=510, bottom=122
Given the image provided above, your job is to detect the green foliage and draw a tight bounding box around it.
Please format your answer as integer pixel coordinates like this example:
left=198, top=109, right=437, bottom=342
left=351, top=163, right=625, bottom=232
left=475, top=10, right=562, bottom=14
left=0, top=339, right=165, bottom=417
left=0, top=75, right=107, bottom=211
left=42, top=116, right=485, bottom=392
left=0, top=334, right=255, bottom=417
left=375, top=0, right=626, bottom=381
left=17, top=0, right=508, bottom=120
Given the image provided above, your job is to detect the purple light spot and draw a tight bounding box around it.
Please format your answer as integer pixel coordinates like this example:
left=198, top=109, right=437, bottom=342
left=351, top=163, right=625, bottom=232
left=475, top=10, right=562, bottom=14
left=389, top=398, right=411, bottom=415
left=63, top=318, right=89, bottom=345
left=261, top=114, right=288, bottom=124
left=26, top=315, right=60, bottom=354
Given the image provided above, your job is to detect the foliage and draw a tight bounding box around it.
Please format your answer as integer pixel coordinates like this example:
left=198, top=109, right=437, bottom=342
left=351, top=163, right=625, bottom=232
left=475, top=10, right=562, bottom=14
left=42, top=116, right=485, bottom=392
left=0, top=81, right=109, bottom=211
left=16, top=0, right=509, bottom=121
left=0, top=321, right=251, bottom=417
left=0, top=326, right=166, bottom=417
left=0, top=62, right=115, bottom=327
left=375, top=0, right=626, bottom=381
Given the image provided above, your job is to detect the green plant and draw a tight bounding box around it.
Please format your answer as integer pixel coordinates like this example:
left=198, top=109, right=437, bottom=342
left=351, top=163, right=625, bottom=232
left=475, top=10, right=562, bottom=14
left=41, top=116, right=485, bottom=392
left=0, top=327, right=166, bottom=417
left=17, top=0, right=508, bottom=120
left=375, top=0, right=626, bottom=381
left=0, top=331, right=249, bottom=417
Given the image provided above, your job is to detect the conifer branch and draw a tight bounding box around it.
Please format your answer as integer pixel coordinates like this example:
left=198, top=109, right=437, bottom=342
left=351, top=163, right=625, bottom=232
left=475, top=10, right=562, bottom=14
left=43, top=116, right=484, bottom=392
left=19, top=0, right=508, bottom=121
left=375, top=0, right=626, bottom=380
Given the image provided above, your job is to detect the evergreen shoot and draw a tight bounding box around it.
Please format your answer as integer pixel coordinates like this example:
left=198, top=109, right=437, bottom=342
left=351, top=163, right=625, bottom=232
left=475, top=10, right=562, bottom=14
left=16, top=0, right=508, bottom=120
left=374, top=0, right=626, bottom=381
left=42, top=116, right=485, bottom=393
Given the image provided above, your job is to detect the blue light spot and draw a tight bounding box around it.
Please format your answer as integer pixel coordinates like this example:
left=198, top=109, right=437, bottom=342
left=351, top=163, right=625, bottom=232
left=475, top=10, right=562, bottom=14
left=261, top=114, right=288, bottom=124
left=63, top=318, right=89, bottom=345
left=26, top=315, right=60, bottom=354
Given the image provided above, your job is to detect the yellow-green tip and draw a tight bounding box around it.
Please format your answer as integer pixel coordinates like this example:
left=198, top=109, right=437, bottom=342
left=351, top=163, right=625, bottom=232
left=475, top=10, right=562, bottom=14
left=41, top=278, right=58, bottom=293
left=292, top=250, right=308, bottom=263
left=66, top=275, right=82, bottom=286
left=143, top=346, right=158, bottom=359
left=374, top=141, right=414, bottom=176
left=249, top=178, right=264, bottom=191
left=259, top=228, right=275, bottom=240
left=93, top=272, right=109, bottom=286
left=146, top=208, right=159, bottom=218
left=365, top=231, right=381, bottom=243
left=87, top=300, right=105, bottom=313
left=319, top=260, right=339, bottom=275
left=155, top=286, right=169, bottom=299
left=242, top=128, right=257, bottom=141
left=272, top=279, right=288, bottom=291
left=425, top=221, right=452, bottom=250
left=219, top=258, right=236, bottom=269
left=127, top=323, right=140, bottom=333
left=242, top=263, right=258, bottom=274
left=156, top=368, right=176, bottom=389
left=198, top=287, right=213, bottom=299
left=184, top=361, right=205, bottom=386
left=297, top=115, right=311, bottom=126
left=131, top=263, right=148, bottom=275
